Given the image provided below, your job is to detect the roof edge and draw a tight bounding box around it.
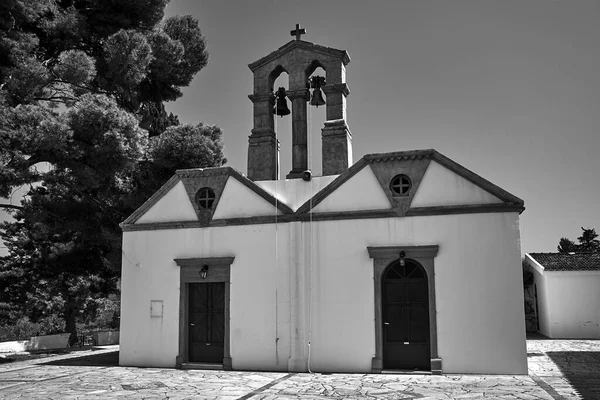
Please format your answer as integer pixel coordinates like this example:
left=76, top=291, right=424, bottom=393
left=296, top=158, right=369, bottom=213
left=431, top=150, right=525, bottom=206
left=121, top=174, right=181, bottom=226
left=249, top=40, right=350, bottom=71
left=229, top=169, right=294, bottom=215
left=525, top=253, right=546, bottom=274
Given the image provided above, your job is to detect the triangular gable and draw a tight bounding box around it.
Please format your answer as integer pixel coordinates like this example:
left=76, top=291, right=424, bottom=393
left=212, top=175, right=283, bottom=219
left=177, top=167, right=293, bottom=225
left=177, top=168, right=230, bottom=225
left=122, top=175, right=181, bottom=225
left=136, top=180, right=197, bottom=224
left=299, top=149, right=523, bottom=217
left=410, top=160, right=503, bottom=207
left=368, top=152, right=431, bottom=216
left=122, top=167, right=293, bottom=228
left=248, top=40, right=350, bottom=71
left=311, top=165, right=390, bottom=213
left=297, top=150, right=432, bottom=216
left=430, top=151, right=524, bottom=205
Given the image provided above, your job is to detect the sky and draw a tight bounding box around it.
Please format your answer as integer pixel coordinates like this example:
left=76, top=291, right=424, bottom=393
left=161, top=0, right=600, bottom=254
left=1, top=0, right=598, bottom=256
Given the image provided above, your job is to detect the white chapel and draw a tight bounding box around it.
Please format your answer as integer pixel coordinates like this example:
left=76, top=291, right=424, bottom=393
left=119, top=27, right=527, bottom=374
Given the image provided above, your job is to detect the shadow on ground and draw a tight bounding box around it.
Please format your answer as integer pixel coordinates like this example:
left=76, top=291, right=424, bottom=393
left=40, top=351, right=119, bottom=367
left=546, top=351, right=600, bottom=400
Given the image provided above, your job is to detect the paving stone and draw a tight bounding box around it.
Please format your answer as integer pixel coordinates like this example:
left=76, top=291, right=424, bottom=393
left=0, top=339, right=598, bottom=399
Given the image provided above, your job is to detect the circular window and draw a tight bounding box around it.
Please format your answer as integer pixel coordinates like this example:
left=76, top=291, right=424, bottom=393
left=195, top=187, right=216, bottom=209
left=390, top=174, right=411, bottom=196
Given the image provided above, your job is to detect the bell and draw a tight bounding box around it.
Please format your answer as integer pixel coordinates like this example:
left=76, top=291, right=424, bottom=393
left=274, top=87, right=290, bottom=117
left=310, top=87, right=325, bottom=107
left=309, top=75, right=326, bottom=107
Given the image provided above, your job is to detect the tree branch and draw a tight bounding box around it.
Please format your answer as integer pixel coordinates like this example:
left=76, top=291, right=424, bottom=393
left=33, top=95, right=76, bottom=102
left=0, top=204, right=23, bottom=211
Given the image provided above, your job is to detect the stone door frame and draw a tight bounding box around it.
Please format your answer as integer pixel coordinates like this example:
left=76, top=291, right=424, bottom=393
left=174, top=256, right=235, bottom=369
left=367, top=245, right=442, bottom=374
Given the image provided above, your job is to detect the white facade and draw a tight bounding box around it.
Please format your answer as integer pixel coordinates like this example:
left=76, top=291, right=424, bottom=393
left=120, top=155, right=527, bottom=374
left=526, top=254, right=600, bottom=339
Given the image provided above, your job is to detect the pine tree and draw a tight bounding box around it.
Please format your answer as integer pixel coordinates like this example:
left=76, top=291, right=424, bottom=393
left=556, top=227, right=600, bottom=254
left=577, top=227, right=600, bottom=253
left=0, top=0, right=224, bottom=343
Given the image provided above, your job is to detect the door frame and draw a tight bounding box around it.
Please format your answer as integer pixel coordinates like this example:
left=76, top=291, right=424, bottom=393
left=367, top=245, right=441, bottom=374
left=174, top=256, right=235, bottom=369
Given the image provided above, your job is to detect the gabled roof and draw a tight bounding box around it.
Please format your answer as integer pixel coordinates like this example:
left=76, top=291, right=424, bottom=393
left=248, top=40, right=350, bottom=71
left=527, top=252, right=600, bottom=272
left=121, top=166, right=293, bottom=226
left=121, top=148, right=525, bottom=231
left=297, top=149, right=524, bottom=215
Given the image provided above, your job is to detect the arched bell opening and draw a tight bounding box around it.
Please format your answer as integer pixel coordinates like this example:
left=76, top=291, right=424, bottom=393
left=268, top=64, right=288, bottom=93
left=305, top=60, right=327, bottom=176
left=381, top=258, right=431, bottom=371
left=269, top=65, right=293, bottom=179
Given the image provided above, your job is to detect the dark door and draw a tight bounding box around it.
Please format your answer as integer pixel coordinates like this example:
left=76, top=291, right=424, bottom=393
left=382, top=260, right=430, bottom=370
left=189, top=283, right=225, bottom=363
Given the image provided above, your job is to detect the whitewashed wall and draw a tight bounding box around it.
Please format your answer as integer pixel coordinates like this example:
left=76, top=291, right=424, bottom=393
left=530, top=265, right=551, bottom=337
left=120, top=211, right=526, bottom=374
left=411, top=161, right=503, bottom=207
left=544, top=271, right=600, bottom=339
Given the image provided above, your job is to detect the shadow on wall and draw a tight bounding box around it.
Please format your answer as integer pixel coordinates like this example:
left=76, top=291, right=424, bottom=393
left=546, top=351, right=600, bottom=400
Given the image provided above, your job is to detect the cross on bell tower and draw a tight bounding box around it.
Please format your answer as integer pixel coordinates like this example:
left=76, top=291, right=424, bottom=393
left=247, top=26, right=352, bottom=181
left=290, top=24, right=306, bottom=41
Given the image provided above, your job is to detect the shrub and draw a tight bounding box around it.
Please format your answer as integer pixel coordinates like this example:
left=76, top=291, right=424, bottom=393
left=0, top=315, right=67, bottom=341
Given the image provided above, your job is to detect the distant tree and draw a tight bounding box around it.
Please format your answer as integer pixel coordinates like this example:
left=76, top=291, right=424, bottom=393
left=0, top=0, right=224, bottom=344
left=557, top=227, right=600, bottom=253
left=577, top=227, right=600, bottom=253
left=557, top=237, right=578, bottom=253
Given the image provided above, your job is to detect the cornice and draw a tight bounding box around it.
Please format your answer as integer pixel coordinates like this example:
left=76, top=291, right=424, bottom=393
left=121, top=149, right=526, bottom=230
left=322, top=83, right=350, bottom=97
left=367, top=245, right=440, bottom=259
left=174, top=257, right=235, bottom=268
left=248, top=40, right=351, bottom=72
left=121, top=203, right=522, bottom=232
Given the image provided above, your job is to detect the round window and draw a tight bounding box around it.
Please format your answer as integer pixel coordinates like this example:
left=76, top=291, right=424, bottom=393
left=195, top=187, right=216, bottom=209
left=390, top=175, right=411, bottom=196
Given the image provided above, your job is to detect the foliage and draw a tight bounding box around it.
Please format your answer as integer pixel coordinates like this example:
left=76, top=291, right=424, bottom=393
left=557, top=237, right=578, bottom=253
left=0, top=0, right=224, bottom=343
left=78, top=296, right=120, bottom=332
left=0, top=315, right=64, bottom=341
left=557, top=227, right=600, bottom=253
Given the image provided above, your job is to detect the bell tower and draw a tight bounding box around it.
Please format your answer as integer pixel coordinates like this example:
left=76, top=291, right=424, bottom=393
left=247, top=25, right=352, bottom=180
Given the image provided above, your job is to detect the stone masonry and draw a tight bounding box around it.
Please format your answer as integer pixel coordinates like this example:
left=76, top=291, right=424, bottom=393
left=247, top=37, right=353, bottom=180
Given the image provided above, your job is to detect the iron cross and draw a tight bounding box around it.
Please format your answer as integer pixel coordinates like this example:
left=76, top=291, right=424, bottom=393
left=290, top=24, right=306, bottom=41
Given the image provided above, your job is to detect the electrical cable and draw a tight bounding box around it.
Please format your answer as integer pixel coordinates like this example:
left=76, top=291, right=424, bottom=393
left=307, top=86, right=314, bottom=374
left=274, top=89, right=280, bottom=366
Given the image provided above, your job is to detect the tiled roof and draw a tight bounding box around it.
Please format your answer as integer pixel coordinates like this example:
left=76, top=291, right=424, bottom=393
left=528, top=252, right=600, bottom=271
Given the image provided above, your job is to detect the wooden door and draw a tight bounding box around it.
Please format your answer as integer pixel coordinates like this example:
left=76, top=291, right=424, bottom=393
left=382, top=260, right=430, bottom=370
left=189, top=283, right=225, bottom=363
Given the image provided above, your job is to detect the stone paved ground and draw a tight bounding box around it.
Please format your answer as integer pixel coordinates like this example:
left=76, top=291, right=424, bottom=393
left=0, top=338, right=598, bottom=399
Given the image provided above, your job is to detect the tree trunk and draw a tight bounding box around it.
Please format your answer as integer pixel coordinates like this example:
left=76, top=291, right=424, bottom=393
left=64, top=304, right=78, bottom=347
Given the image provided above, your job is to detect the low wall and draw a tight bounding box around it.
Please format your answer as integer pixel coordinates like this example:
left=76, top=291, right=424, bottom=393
left=0, top=340, right=29, bottom=353
left=93, top=331, right=119, bottom=345
left=27, top=333, right=71, bottom=351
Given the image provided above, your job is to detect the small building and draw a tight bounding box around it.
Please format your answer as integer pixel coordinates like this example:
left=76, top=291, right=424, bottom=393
left=119, top=28, right=527, bottom=374
left=525, top=252, right=600, bottom=339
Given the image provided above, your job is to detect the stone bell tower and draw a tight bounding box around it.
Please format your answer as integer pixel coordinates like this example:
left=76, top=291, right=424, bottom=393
left=247, top=25, right=352, bottom=180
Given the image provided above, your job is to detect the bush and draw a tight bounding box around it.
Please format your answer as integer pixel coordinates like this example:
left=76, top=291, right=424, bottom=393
left=0, top=315, right=65, bottom=341
left=77, top=297, right=120, bottom=333
left=37, top=314, right=65, bottom=335
left=0, top=317, right=40, bottom=341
